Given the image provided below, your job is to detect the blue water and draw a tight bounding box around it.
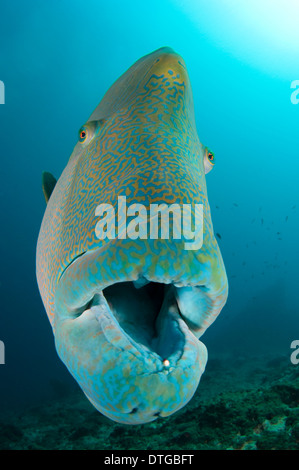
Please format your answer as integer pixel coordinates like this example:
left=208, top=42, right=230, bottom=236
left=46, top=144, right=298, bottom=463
left=0, top=0, right=298, bottom=423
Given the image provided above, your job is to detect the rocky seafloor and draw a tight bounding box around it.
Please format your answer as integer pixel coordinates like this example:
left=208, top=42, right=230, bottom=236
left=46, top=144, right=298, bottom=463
left=1, top=353, right=298, bottom=450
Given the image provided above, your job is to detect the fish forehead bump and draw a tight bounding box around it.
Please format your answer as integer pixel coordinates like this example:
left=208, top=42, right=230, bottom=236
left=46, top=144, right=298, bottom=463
left=88, top=47, right=194, bottom=125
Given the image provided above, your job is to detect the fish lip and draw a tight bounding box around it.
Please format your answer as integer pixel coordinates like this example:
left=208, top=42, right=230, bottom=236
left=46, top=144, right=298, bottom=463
left=53, top=243, right=225, bottom=424
left=56, top=247, right=196, bottom=318
left=54, top=259, right=208, bottom=423
left=57, top=248, right=188, bottom=326
left=57, top=247, right=180, bottom=310
left=82, top=283, right=188, bottom=364
left=55, top=249, right=199, bottom=359
left=53, top=273, right=207, bottom=424
left=55, top=242, right=228, bottom=338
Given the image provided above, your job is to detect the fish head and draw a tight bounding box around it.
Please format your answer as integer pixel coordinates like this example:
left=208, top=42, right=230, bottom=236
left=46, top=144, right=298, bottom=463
left=36, top=47, right=228, bottom=424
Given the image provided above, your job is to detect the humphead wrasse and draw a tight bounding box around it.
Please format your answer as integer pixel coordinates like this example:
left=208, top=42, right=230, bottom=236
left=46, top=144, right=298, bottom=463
left=36, top=47, right=228, bottom=424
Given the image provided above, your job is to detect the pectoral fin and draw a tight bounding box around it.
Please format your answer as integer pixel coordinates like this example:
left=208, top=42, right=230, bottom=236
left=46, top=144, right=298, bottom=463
left=42, top=171, right=57, bottom=203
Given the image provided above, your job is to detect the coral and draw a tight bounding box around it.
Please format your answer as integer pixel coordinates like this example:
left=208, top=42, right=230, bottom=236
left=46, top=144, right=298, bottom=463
left=0, top=354, right=298, bottom=450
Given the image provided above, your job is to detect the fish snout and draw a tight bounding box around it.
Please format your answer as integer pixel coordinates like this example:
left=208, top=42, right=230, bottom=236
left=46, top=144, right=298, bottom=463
left=54, top=267, right=208, bottom=424
left=54, top=227, right=227, bottom=424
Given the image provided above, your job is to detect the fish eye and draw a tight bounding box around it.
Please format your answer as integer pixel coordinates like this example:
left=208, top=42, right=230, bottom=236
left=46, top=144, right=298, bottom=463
left=208, top=151, right=215, bottom=164
left=203, top=147, right=215, bottom=174
left=78, top=127, right=88, bottom=143
left=77, top=121, right=99, bottom=145
left=80, top=129, right=87, bottom=140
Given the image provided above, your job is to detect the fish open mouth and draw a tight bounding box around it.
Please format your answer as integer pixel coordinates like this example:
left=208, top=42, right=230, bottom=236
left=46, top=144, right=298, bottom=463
left=77, top=280, right=189, bottom=365
left=53, top=243, right=226, bottom=424
left=56, top=245, right=224, bottom=343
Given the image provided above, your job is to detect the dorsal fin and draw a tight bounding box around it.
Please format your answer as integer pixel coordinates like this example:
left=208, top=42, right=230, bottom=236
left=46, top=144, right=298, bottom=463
left=42, top=171, right=57, bottom=203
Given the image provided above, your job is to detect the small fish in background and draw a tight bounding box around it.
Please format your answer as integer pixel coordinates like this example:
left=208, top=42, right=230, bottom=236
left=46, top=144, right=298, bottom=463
left=215, top=205, right=220, bottom=209
left=285, top=216, right=288, bottom=222
left=259, top=206, right=262, bottom=213
left=251, top=218, right=256, bottom=224
left=233, top=203, right=238, bottom=207
left=242, top=261, right=246, bottom=266
left=216, top=233, right=222, bottom=239
left=292, top=205, right=296, bottom=210
left=261, top=218, right=264, bottom=225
